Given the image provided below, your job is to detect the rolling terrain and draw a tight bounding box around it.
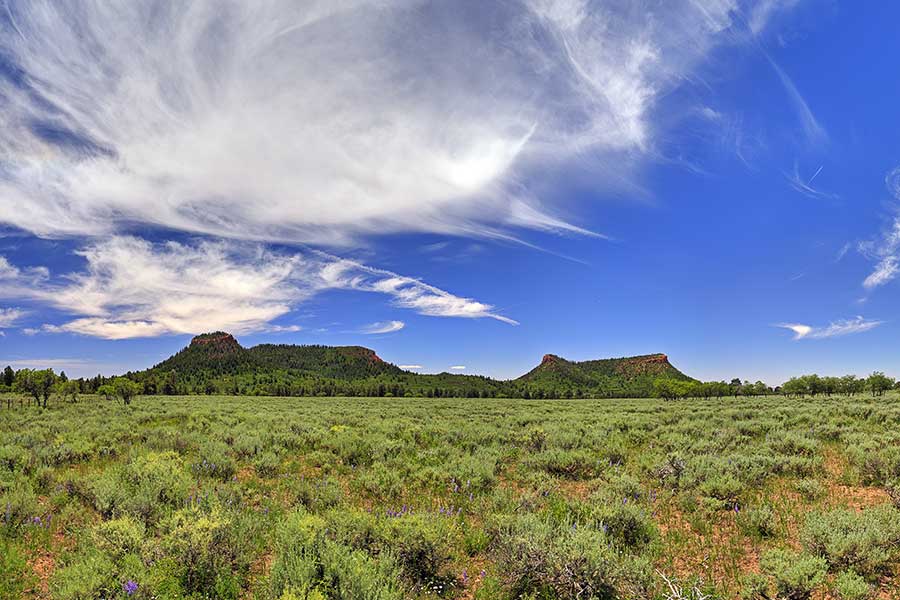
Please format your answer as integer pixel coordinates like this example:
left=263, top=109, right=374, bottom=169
left=126, top=332, right=693, bottom=398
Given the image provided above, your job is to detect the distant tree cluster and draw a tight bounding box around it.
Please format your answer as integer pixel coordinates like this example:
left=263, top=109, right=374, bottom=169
left=2, top=358, right=899, bottom=406
left=0, top=366, right=144, bottom=409
left=652, top=372, right=899, bottom=401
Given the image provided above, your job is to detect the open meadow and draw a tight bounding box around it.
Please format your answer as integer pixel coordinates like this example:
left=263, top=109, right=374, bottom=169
left=2, top=394, right=900, bottom=600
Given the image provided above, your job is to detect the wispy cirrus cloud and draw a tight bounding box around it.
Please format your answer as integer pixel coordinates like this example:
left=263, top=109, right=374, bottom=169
left=857, top=169, right=900, bottom=291
left=785, top=162, right=837, bottom=200
left=748, top=0, right=802, bottom=35
left=359, top=321, right=405, bottom=335
left=0, top=307, right=26, bottom=328
left=449, top=365, right=467, bottom=371
left=0, top=236, right=514, bottom=339
left=0, top=1, right=799, bottom=245
left=777, top=316, right=883, bottom=340
left=767, top=57, right=828, bottom=146
left=398, top=365, right=423, bottom=370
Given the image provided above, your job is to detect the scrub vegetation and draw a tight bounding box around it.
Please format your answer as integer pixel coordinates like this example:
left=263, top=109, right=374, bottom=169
left=2, top=393, right=900, bottom=599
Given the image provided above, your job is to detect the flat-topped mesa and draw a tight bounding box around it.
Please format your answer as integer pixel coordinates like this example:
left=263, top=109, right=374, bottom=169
left=613, top=353, right=673, bottom=376
left=189, top=332, right=243, bottom=354
left=339, top=346, right=385, bottom=364
left=540, top=353, right=564, bottom=366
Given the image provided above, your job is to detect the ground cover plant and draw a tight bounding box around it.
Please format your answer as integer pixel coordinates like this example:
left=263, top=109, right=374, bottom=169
left=1, top=393, right=899, bottom=599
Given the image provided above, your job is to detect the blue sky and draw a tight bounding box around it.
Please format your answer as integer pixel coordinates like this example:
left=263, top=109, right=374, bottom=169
left=1, top=1, right=899, bottom=384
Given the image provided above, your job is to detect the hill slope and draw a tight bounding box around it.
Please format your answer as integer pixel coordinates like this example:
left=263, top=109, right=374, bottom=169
left=516, top=353, right=694, bottom=398
left=131, top=333, right=694, bottom=398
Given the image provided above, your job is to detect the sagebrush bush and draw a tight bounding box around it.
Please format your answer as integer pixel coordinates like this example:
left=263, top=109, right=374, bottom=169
left=832, top=570, right=870, bottom=600
left=194, top=441, right=237, bottom=481
left=92, top=515, right=146, bottom=558
left=794, top=478, right=825, bottom=501
left=0, top=540, right=31, bottom=598
left=50, top=548, right=118, bottom=600
left=760, top=549, right=826, bottom=600
left=596, top=502, right=656, bottom=550
left=801, top=505, right=900, bottom=575
left=494, top=514, right=652, bottom=599
left=270, top=509, right=401, bottom=600
left=738, top=503, right=776, bottom=538
left=121, top=451, right=191, bottom=522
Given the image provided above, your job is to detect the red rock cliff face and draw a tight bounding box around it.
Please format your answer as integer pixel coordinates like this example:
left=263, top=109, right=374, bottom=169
left=189, top=333, right=242, bottom=356
left=614, top=354, right=671, bottom=377
left=340, top=346, right=385, bottom=364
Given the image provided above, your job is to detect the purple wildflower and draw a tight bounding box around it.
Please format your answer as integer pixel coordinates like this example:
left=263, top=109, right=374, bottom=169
left=123, top=580, right=138, bottom=596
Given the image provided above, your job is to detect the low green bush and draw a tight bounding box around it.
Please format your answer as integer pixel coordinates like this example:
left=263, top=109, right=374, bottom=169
left=801, top=505, right=900, bottom=575
left=832, top=570, right=870, bottom=600
left=50, top=548, right=118, bottom=600
left=0, top=540, right=32, bottom=598
left=270, top=509, right=401, bottom=600
left=759, top=549, right=826, bottom=600
left=738, top=503, right=776, bottom=538
left=494, top=514, right=652, bottom=599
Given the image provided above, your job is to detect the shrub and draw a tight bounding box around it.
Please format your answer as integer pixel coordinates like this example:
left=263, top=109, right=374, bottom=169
left=801, top=505, right=900, bottom=575
left=760, top=549, right=826, bottom=600
left=120, top=451, right=191, bottom=523
left=384, top=514, right=454, bottom=587
left=596, top=502, right=656, bottom=550
left=293, top=476, right=344, bottom=511
left=740, top=572, right=770, bottom=599
left=159, top=505, right=246, bottom=594
left=0, top=476, right=37, bottom=532
left=194, top=441, right=237, bottom=481
left=254, top=451, right=281, bottom=477
left=494, top=514, right=651, bottom=599
left=738, top=503, right=777, bottom=538
left=832, top=570, right=870, bottom=600
left=92, top=515, right=146, bottom=559
left=794, top=478, right=825, bottom=501
left=270, top=509, right=400, bottom=600
left=528, top=449, right=597, bottom=480
left=50, top=549, right=118, bottom=600
left=0, top=540, right=32, bottom=598
left=697, top=474, right=743, bottom=502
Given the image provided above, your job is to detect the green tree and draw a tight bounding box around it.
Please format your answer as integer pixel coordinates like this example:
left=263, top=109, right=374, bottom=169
left=14, top=368, right=58, bottom=409
left=57, top=379, right=81, bottom=403
left=866, top=371, right=894, bottom=397
left=112, top=377, right=142, bottom=405
left=97, top=384, right=116, bottom=401
left=2, top=365, right=14, bottom=388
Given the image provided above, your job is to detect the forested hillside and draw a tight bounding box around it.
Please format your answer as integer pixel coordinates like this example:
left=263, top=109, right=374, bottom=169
left=116, top=333, right=697, bottom=398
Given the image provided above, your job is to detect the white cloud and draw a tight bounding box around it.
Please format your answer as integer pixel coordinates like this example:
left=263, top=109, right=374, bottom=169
left=0, top=307, right=26, bottom=328
left=0, top=1, right=792, bottom=245
left=767, top=57, right=828, bottom=146
left=399, top=365, right=423, bottom=370
left=777, top=316, right=883, bottom=340
left=450, top=365, right=467, bottom=371
left=859, top=215, right=900, bottom=291
left=359, top=321, right=405, bottom=335
left=785, top=162, right=837, bottom=200
left=748, top=0, right=801, bottom=35
left=0, top=236, right=514, bottom=339
left=264, top=325, right=303, bottom=333
left=319, top=258, right=518, bottom=324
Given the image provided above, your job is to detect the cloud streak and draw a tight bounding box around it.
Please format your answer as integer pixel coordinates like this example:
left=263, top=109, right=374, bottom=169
left=0, top=307, right=25, bottom=328
left=0, top=236, right=514, bottom=339
left=359, top=321, right=405, bottom=335
left=777, top=316, right=883, bottom=340
left=0, top=1, right=791, bottom=245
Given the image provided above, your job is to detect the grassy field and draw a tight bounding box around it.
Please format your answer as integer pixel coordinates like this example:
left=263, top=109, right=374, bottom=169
left=1, top=394, right=899, bottom=600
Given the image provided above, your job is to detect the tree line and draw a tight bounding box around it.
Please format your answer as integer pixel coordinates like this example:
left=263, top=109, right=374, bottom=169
left=652, top=372, right=898, bottom=401
left=2, top=364, right=899, bottom=408
left=0, top=367, right=141, bottom=408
